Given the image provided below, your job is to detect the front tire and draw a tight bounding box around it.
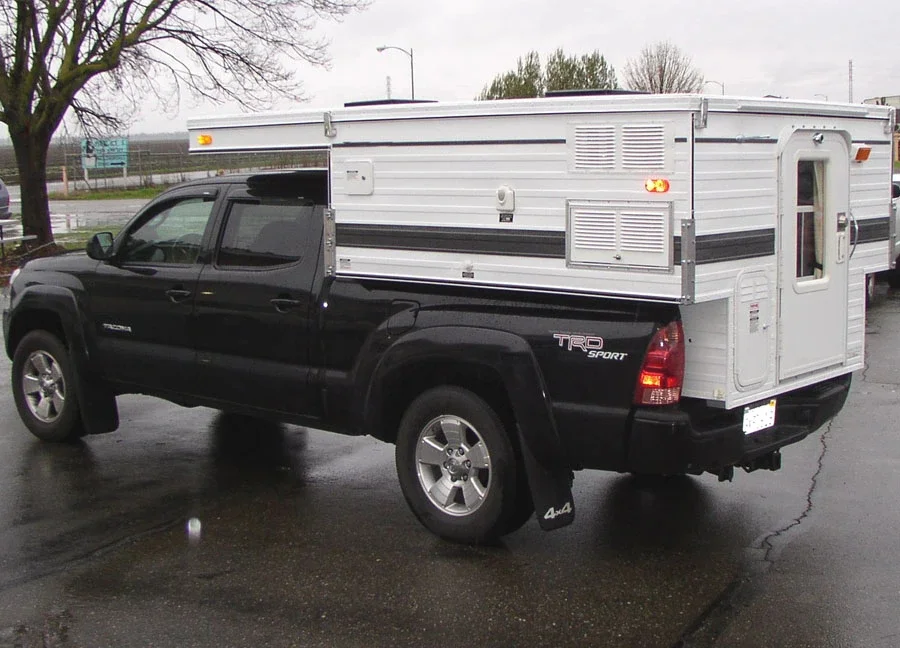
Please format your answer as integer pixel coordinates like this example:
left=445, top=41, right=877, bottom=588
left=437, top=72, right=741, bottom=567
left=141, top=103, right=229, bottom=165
left=395, top=386, right=531, bottom=543
left=12, top=331, right=85, bottom=442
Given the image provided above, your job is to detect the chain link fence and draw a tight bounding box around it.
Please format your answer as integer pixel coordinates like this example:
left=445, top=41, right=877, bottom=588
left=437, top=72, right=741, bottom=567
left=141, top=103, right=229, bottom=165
left=0, top=138, right=327, bottom=189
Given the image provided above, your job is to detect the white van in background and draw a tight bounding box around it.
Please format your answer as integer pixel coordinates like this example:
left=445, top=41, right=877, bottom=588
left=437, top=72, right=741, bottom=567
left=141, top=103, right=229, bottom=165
left=888, top=174, right=900, bottom=289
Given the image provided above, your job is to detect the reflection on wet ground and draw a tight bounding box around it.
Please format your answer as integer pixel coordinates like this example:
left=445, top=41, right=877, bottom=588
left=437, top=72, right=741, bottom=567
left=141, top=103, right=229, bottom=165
left=2, top=199, right=144, bottom=237
left=0, top=389, right=847, bottom=647
left=209, top=412, right=309, bottom=485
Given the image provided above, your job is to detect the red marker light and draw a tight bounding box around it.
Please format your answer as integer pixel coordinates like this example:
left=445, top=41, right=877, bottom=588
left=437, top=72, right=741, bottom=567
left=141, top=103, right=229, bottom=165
left=645, top=178, right=670, bottom=193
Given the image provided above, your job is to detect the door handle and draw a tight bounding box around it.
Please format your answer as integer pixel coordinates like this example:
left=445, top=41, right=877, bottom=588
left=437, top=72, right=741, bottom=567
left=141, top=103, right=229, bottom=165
left=165, top=288, right=192, bottom=303
left=271, top=297, right=302, bottom=313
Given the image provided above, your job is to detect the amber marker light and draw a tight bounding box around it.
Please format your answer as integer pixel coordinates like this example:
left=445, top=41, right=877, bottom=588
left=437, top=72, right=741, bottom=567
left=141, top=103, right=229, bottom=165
left=197, top=134, right=213, bottom=146
left=645, top=178, right=670, bottom=193
left=640, top=374, right=663, bottom=388
left=853, top=145, right=872, bottom=162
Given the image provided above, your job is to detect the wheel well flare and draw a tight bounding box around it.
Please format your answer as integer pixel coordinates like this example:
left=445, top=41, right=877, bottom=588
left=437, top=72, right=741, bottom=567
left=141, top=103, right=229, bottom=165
left=375, top=361, right=515, bottom=444
left=7, top=310, right=67, bottom=357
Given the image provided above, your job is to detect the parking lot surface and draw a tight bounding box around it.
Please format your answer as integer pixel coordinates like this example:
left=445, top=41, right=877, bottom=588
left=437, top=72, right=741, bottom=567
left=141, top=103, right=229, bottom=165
left=0, top=287, right=899, bottom=647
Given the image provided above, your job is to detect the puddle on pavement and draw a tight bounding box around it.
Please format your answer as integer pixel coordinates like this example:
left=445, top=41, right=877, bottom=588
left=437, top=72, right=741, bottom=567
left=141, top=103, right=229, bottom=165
left=1, top=212, right=134, bottom=237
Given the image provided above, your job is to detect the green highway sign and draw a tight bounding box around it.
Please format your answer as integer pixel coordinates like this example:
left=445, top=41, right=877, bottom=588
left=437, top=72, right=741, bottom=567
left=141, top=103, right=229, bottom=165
left=81, top=138, right=128, bottom=169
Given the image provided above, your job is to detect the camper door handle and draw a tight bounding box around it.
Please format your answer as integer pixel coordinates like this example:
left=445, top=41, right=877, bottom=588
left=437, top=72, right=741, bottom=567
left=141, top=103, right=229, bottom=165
left=271, top=298, right=302, bottom=312
left=848, top=210, right=859, bottom=260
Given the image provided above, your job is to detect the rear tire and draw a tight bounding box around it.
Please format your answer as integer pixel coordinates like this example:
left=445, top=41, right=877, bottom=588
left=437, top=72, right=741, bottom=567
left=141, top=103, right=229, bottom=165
left=395, top=386, right=531, bottom=543
left=12, top=331, right=85, bottom=442
left=887, top=270, right=900, bottom=290
left=865, top=273, right=876, bottom=306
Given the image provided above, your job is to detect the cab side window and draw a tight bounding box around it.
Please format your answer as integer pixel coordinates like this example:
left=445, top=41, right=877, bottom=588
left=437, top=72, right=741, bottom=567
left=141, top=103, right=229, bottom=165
left=216, top=201, right=315, bottom=268
left=120, top=196, right=216, bottom=265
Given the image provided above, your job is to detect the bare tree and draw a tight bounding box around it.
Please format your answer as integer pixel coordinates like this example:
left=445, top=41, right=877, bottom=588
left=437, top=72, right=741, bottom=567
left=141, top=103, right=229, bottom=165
left=0, top=0, right=368, bottom=247
left=624, top=41, right=703, bottom=94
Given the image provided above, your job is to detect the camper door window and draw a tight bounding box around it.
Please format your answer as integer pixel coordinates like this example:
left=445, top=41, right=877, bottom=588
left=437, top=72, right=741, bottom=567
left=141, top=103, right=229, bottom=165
left=796, top=160, right=825, bottom=280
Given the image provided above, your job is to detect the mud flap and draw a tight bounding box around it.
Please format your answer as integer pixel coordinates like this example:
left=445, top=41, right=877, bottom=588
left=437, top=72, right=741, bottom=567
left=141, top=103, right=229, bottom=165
left=75, top=376, right=120, bottom=435
left=517, top=425, right=575, bottom=530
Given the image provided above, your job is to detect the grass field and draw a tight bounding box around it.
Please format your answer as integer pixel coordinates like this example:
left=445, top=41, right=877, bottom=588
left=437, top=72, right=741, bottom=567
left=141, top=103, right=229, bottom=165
left=48, top=186, right=168, bottom=201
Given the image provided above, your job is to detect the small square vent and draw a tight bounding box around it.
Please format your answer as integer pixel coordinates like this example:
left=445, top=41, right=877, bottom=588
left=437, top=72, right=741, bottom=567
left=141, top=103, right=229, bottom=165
left=573, top=125, right=615, bottom=170
left=621, top=124, right=666, bottom=170
left=572, top=208, right=617, bottom=250
left=568, top=200, right=672, bottom=269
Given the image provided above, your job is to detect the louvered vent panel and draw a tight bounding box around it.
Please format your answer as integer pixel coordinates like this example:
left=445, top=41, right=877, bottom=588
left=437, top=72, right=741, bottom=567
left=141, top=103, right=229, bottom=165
left=621, top=124, right=666, bottom=169
left=572, top=209, right=616, bottom=250
left=739, top=273, right=768, bottom=302
left=568, top=201, right=671, bottom=269
left=573, top=125, right=615, bottom=170
left=619, top=211, right=666, bottom=252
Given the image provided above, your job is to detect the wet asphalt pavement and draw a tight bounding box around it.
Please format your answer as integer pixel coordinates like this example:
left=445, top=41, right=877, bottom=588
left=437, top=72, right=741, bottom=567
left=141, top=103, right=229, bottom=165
left=0, top=289, right=899, bottom=647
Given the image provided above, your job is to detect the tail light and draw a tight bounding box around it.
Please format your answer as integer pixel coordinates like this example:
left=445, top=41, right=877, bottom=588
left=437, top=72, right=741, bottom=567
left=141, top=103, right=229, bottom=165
left=634, top=321, right=685, bottom=406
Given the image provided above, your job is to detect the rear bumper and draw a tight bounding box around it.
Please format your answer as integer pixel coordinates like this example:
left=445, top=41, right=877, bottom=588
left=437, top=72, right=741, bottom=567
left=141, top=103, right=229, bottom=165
left=627, top=373, right=852, bottom=475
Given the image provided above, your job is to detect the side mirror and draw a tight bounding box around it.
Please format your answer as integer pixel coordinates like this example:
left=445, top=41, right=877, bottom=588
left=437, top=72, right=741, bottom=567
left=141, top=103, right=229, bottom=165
left=892, top=183, right=900, bottom=200
left=86, top=232, right=115, bottom=260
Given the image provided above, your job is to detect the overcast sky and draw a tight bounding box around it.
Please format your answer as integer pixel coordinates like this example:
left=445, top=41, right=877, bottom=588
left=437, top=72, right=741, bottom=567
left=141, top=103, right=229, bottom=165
left=129, top=0, right=898, bottom=133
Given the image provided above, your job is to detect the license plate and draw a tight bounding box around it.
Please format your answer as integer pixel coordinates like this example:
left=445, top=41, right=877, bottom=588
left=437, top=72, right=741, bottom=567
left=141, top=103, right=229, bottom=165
left=743, top=399, right=776, bottom=434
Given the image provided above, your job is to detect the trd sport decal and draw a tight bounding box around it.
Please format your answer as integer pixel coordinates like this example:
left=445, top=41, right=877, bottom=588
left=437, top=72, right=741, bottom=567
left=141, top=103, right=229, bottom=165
left=552, top=333, right=628, bottom=361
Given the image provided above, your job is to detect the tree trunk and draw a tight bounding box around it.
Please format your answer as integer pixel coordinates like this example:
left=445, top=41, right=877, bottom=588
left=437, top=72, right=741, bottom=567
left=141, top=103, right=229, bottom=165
left=10, top=132, right=53, bottom=247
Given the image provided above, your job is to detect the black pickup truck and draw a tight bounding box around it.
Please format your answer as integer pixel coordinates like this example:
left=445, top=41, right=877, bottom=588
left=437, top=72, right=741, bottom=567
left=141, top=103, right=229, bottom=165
left=2, top=170, right=852, bottom=543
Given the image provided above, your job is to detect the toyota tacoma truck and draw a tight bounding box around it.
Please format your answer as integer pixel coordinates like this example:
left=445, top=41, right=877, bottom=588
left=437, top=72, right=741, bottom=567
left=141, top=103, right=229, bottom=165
left=2, top=170, right=852, bottom=543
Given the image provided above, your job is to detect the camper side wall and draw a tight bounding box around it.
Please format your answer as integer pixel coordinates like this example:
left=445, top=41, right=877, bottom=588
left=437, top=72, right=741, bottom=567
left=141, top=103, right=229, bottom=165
left=329, top=111, right=694, bottom=302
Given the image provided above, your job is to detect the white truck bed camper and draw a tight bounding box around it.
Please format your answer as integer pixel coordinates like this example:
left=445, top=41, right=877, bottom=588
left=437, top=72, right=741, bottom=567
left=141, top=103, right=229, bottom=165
left=188, top=93, right=896, bottom=409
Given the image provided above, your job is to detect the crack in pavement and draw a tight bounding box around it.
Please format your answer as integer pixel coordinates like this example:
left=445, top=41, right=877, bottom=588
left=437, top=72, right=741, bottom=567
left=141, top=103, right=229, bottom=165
left=757, top=418, right=831, bottom=564
left=672, top=421, right=833, bottom=647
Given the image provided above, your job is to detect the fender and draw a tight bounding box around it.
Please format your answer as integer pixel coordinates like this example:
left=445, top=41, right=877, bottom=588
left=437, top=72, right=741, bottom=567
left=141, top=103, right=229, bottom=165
left=363, top=326, right=575, bottom=531
left=8, top=284, right=119, bottom=435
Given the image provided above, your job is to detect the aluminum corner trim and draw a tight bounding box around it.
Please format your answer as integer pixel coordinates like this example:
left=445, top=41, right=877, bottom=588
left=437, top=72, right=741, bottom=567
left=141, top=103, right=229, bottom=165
left=323, top=208, right=336, bottom=276
left=324, top=112, right=337, bottom=138
left=891, top=204, right=898, bottom=270
left=680, top=220, right=696, bottom=303
left=693, top=98, right=709, bottom=130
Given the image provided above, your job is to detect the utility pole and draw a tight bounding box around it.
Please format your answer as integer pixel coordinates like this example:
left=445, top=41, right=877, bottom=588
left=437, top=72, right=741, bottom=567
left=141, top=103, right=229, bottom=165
left=848, top=59, right=853, bottom=102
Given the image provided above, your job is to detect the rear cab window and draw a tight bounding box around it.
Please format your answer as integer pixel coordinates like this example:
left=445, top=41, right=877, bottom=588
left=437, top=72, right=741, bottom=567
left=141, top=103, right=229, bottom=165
left=212, top=171, right=329, bottom=270
left=216, top=201, right=317, bottom=268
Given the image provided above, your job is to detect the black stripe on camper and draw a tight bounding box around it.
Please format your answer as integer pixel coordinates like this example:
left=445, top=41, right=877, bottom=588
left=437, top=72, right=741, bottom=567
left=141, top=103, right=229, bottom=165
left=851, top=217, right=891, bottom=244
left=338, top=224, right=785, bottom=264
left=675, top=229, right=776, bottom=265
left=336, top=224, right=567, bottom=258
left=334, top=139, right=567, bottom=148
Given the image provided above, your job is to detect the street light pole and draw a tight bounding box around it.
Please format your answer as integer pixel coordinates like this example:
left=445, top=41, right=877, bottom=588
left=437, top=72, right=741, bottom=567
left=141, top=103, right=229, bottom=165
left=703, top=80, right=725, bottom=95
left=377, top=45, right=415, bottom=100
